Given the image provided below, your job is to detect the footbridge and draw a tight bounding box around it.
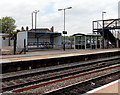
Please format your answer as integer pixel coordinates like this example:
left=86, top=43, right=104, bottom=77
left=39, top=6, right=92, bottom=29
left=93, top=18, right=120, bottom=48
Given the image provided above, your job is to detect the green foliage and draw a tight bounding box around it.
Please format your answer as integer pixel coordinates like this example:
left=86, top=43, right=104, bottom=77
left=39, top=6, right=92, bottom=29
left=1, top=16, right=17, bottom=46
left=1, top=16, right=16, bottom=33
left=63, top=36, right=74, bottom=41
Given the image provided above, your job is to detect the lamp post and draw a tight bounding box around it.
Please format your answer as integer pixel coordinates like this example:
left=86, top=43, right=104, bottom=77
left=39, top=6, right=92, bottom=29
left=34, top=10, right=39, bottom=31
left=102, top=11, right=106, bottom=49
left=102, top=11, right=106, bottom=20
left=58, top=7, right=72, bottom=51
left=32, top=10, right=39, bottom=31
left=32, top=12, right=34, bottom=29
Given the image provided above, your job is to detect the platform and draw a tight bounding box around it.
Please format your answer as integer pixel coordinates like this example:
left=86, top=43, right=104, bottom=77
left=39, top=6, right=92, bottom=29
left=87, top=80, right=119, bottom=94
left=1, top=48, right=120, bottom=73
left=1, top=48, right=120, bottom=63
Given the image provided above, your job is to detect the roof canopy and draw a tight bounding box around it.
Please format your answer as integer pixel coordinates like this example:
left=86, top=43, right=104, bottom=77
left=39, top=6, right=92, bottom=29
left=30, top=28, right=50, bottom=32
left=28, top=28, right=61, bottom=37
left=73, top=33, right=101, bottom=37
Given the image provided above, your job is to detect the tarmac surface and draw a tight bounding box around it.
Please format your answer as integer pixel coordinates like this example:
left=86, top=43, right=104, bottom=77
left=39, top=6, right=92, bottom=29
left=1, top=48, right=120, bottom=58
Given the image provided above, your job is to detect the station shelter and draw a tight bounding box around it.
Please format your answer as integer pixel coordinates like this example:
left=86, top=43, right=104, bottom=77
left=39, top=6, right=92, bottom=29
left=73, top=33, right=101, bottom=49
left=17, top=28, right=62, bottom=51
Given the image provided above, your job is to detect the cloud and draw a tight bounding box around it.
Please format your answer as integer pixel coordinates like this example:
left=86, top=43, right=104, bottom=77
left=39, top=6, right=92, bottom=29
left=0, top=0, right=119, bottom=35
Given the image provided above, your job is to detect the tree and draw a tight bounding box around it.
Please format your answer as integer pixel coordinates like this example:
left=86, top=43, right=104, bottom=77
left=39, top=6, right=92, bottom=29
left=1, top=16, right=17, bottom=46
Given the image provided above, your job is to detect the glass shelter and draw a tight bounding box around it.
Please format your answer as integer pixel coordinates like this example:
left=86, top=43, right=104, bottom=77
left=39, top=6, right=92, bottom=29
left=73, top=33, right=101, bottom=49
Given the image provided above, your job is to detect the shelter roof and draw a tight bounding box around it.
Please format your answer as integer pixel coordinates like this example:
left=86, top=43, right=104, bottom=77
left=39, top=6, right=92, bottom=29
left=73, top=33, right=101, bottom=37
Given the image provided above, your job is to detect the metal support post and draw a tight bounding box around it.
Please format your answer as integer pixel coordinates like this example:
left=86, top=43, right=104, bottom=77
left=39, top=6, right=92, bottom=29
left=24, top=39, right=26, bottom=54
left=102, top=20, right=105, bottom=49
left=13, top=34, right=17, bottom=55
left=35, top=13, right=37, bottom=31
left=37, top=37, right=39, bottom=47
left=32, top=13, right=33, bottom=29
left=63, top=9, right=66, bottom=51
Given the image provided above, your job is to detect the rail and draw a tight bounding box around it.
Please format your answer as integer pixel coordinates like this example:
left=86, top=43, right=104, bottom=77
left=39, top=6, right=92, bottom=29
left=11, top=64, right=120, bottom=92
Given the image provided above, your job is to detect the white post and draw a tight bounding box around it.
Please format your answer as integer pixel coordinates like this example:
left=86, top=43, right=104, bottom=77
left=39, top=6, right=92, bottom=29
left=74, top=36, right=76, bottom=49
left=80, top=36, right=83, bottom=49
left=85, top=36, right=86, bottom=49
left=90, top=36, right=92, bottom=49
left=95, top=36, right=97, bottom=49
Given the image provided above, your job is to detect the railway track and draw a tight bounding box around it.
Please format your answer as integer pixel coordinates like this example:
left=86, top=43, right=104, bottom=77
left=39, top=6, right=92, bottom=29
left=45, top=71, right=120, bottom=95
left=1, top=56, right=120, bottom=93
left=11, top=64, right=120, bottom=94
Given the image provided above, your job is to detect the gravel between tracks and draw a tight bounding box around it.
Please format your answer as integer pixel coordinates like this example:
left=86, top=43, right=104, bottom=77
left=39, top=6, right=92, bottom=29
left=20, top=66, right=119, bottom=94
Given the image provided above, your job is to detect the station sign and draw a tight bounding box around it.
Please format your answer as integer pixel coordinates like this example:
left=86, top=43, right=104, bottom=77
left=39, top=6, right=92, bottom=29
left=63, top=31, right=67, bottom=34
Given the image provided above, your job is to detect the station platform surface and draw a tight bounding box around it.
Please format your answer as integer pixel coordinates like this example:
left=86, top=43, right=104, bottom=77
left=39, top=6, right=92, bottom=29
left=0, top=48, right=120, bottom=63
left=87, top=80, right=119, bottom=94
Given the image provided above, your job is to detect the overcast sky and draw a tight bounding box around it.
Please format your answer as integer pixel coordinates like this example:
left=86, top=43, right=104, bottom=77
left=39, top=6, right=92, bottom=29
left=0, top=0, right=120, bottom=35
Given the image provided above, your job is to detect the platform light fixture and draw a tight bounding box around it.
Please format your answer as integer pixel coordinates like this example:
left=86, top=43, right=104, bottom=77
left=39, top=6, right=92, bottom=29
left=31, top=10, right=39, bottom=30
left=58, top=7, right=72, bottom=51
left=102, top=11, right=106, bottom=20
